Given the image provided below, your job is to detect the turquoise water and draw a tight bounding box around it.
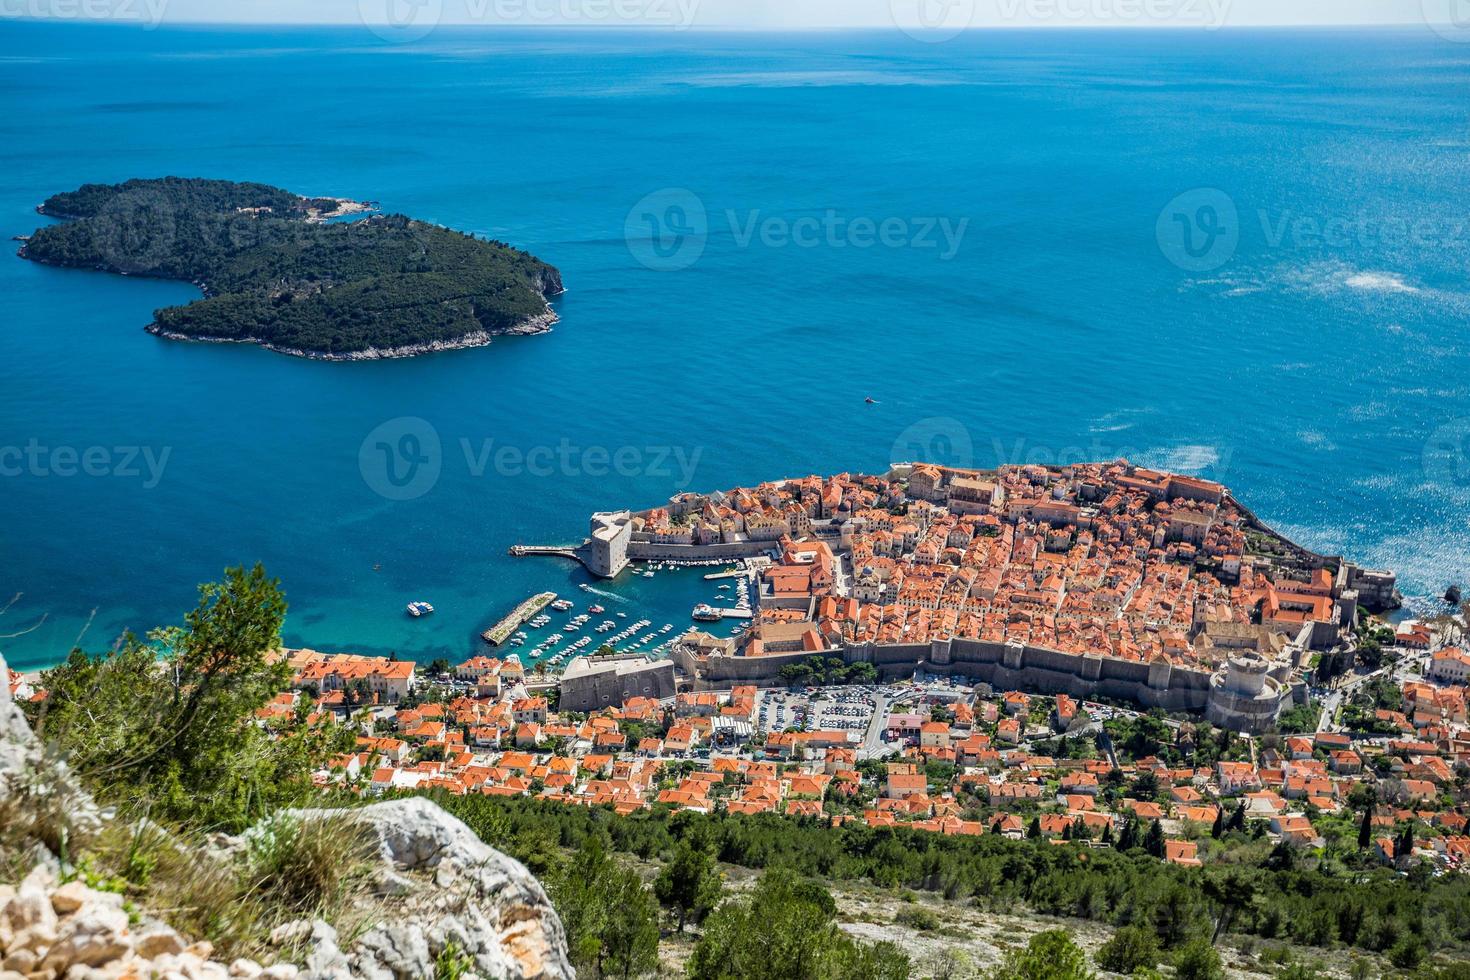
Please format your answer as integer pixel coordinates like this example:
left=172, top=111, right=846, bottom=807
left=4, top=22, right=1470, bottom=672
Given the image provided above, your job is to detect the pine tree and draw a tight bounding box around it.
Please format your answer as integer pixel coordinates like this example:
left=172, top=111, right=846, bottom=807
left=1226, top=798, right=1247, bottom=832
left=1143, top=819, right=1166, bottom=858
left=1211, top=806, right=1225, bottom=839
left=1118, top=816, right=1140, bottom=851
left=1358, top=803, right=1374, bottom=850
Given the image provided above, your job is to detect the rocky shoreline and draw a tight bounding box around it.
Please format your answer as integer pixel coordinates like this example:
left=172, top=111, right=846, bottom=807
left=143, top=309, right=559, bottom=361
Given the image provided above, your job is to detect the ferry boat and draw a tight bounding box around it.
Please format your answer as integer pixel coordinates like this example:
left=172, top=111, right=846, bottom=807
left=406, top=601, right=435, bottom=618
left=693, top=604, right=722, bottom=623
left=550, top=599, right=574, bottom=612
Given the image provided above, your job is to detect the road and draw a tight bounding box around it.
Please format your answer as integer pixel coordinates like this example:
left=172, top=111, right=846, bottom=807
left=857, top=691, right=890, bottom=760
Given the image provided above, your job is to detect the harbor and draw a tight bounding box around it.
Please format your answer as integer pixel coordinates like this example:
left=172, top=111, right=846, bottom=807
left=480, top=591, right=557, bottom=646
left=477, top=558, right=759, bottom=673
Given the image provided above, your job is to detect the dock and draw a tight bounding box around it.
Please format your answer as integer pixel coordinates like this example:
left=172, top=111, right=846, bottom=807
left=694, top=606, right=753, bottom=621
left=508, top=543, right=598, bottom=573
left=482, top=591, right=558, bottom=646
left=702, top=569, right=749, bottom=581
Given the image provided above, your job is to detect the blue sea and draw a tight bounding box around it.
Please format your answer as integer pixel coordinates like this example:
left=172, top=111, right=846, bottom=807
left=3, top=21, right=1470, bottom=673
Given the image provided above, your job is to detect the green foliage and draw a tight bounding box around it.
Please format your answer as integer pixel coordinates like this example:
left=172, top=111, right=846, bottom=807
left=894, top=905, right=942, bottom=931
left=689, top=868, right=908, bottom=980
left=653, top=838, right=723, bottom=932
left=28, top=564, right=354, bottom=831
left=428, top=793, right=1470, bottom=962
left=987, top=930, right=1093, bottom=980
left=1172, top=939, right=1225, bottom=980
left=241, top=812, right=376, bottom=917
left=551, top=837, right=659, bottom=980
left=23, top=178, right=561, bottom=356
left=778, top=656, right=879, bottom=687
left=434, top=943, right=477, bottom=980
left=1274, top=701, right=1323, bottom=735
left=1095, top=926, right=1161, bottom=974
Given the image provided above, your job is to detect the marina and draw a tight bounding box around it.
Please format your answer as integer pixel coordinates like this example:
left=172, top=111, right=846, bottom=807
left=480, top=591, right=557, bottom=646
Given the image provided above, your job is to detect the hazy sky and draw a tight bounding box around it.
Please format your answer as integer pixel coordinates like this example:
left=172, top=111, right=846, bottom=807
left=2, top=0, right=1464, bottom=30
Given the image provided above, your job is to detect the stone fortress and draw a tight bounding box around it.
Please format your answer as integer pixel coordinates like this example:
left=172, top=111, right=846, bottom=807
left=559, top=460, right=1398, bottom=732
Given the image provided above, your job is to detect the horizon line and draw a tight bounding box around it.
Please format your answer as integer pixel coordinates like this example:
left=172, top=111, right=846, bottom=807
left=0, top=17, right=1443, bottom=30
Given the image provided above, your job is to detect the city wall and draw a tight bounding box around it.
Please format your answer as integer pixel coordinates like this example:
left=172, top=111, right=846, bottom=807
left=626, top=539, right=775, bottom=562
left=688, top=636, right=1217, bottom=715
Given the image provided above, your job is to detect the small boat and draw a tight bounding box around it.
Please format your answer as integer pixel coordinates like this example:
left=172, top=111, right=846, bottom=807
left=865, top=396, right=879, bottom=404
left=589, top=604, right=605, bottom=614
left=406, top=601, right=435, bottom=618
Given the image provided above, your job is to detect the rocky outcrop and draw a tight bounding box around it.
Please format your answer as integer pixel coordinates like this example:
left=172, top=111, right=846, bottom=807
left=0, top=654, right=103, bottom=863
left=0, top=652, right=572, bottom=980
left=286, top=798, right=572, bottom=980
left=0, top=865, right=298, bottom=980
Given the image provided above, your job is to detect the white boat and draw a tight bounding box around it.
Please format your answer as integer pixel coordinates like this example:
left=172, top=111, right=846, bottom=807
left=406, top=601, right=435, bottom=617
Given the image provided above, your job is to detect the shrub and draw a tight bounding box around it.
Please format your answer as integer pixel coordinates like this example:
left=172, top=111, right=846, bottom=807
left=895, top=905, right=942, bottom=931
left=242, top=812, right=376, bottom=917
left=1173, top=939, right=1225, bottom=980
left=1095, top=926, right=1160, bottom=974
left=988, top=930, right=1093, bottom=980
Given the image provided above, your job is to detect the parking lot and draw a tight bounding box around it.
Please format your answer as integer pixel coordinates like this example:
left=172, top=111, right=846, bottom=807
left=810, top=689, right=877, bottom=734
left=757, top=690, right=810, bottom=732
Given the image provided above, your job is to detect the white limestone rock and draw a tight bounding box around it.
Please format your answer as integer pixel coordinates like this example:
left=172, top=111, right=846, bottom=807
left=285, top=798, right=572, bottom=980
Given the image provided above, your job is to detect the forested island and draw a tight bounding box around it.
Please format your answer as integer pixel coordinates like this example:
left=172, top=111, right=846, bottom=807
left=18, top=177, right=564, bottom=359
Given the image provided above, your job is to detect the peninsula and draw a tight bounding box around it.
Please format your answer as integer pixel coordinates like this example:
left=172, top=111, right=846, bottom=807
left=545, top=460, right=1402, bottom=733
left=17, top=177, right=564, bottom=359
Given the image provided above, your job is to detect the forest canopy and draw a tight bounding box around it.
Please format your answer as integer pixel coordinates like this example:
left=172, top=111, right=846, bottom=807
left=21, top=177, right=563, bottom=357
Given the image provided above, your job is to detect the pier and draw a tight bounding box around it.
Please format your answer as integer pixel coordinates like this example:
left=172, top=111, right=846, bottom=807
left=694, top=606, right=753, bottom=621
left=508, top=543, right=597, bottom=573
left=703, top=569, right=748, bottom=581
left=482, top=591, right=558, bottom=646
